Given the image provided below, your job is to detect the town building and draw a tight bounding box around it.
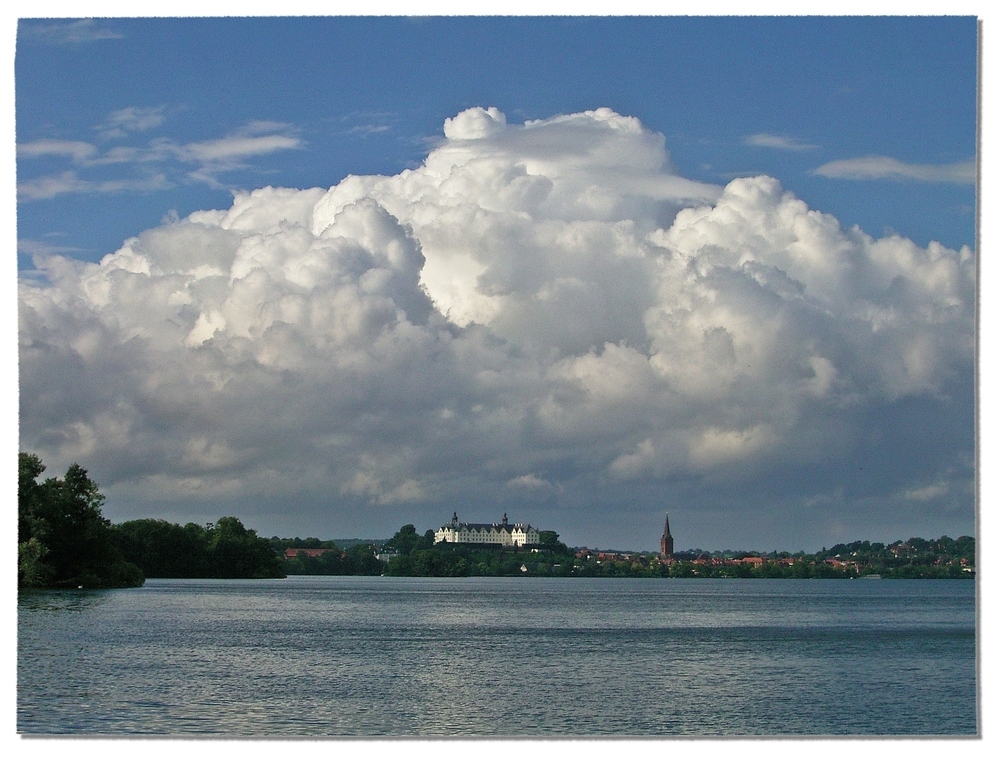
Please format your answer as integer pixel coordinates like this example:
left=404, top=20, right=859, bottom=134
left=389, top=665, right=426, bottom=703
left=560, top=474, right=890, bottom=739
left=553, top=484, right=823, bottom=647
left=434, top=512, right=540, bottom=547
left=660, top=512, right=674, bottom=559
left=284, top=548, right=336, bottom=559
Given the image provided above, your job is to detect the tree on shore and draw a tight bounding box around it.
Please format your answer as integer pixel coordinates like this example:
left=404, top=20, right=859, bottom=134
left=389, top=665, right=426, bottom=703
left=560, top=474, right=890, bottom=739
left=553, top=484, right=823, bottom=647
left=206, top=516, right=286, bottom=578
left=18, top=452, right=144, bottom=589
left=113, top=519, right=211, bottom=578
left=113, top=516, right=286, bottom=579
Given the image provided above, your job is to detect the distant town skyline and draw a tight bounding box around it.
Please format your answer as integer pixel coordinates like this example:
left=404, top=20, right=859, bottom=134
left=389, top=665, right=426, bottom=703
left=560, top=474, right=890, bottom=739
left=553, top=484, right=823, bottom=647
left=15, top=15, right=977, bottom=552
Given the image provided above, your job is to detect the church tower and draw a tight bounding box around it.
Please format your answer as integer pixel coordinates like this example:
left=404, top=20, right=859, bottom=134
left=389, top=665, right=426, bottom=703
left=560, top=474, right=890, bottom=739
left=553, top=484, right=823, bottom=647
left=660, top=512, right=674, bottom=558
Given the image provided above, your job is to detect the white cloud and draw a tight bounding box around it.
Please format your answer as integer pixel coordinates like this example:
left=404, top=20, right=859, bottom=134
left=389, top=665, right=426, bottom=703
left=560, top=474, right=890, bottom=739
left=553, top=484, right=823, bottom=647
left=151, top=123, right=305, bottom=186
left=443, top=106, right=507, bottom=139
left=18, top=238, right=85, bottom=257
left=180, top=133, right=302, bottom=164
left=17, top=120, right=304, bottom=200
left=348, top=125, right=391, bottom=137
left=18, top=139, right=99, bottom=163
left=507, top=474, right=552, bottom=489
left=17, top=171, right=171, bottom=200
left=744, top=133, right=818, bottom=151
left=903, top=482, right=949, bottom=502
left=19, top=108, right=974, bottom=531
left=341, top=111, right=396, bottom=138
left=21, top=19, right=124, bottom=45
left=813, top=156, right=976, bottom=184
left=96, top=106, right=167, bottom=140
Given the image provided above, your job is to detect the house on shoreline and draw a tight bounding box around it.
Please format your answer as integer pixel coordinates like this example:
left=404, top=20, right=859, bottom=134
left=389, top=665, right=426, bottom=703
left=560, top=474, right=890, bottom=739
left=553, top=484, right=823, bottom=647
left=284, top=547, right=338, bottom=559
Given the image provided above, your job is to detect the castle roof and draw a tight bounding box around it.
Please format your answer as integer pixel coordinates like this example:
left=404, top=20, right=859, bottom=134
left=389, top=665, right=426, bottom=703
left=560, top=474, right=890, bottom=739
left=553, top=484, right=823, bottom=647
left=447, top=522, right=532, bottom=532
left=439, top=512, right=535, bottom=532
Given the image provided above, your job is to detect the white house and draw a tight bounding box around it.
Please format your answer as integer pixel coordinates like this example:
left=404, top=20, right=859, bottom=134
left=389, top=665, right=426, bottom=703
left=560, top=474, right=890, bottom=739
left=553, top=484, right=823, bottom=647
left=434, top=512, right=540, bottom=547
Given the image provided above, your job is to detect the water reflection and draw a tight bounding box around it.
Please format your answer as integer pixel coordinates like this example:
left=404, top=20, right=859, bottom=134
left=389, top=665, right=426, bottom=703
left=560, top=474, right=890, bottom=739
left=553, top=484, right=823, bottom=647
left=18, top=588, right=116, bottom=613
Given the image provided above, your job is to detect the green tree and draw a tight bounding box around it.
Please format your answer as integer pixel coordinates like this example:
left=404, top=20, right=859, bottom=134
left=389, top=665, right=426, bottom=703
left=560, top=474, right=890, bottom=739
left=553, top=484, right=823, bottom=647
left=538, top=530, right=572, bottom=555
left=207, top=517, right=286, bottom=578
left=343, top=543, right=383, bottom=575
left=18, top=452, right=46, bottom=545
left=113, top=519, right=210, bottom=577
left=790, top=560, right=813, bottom=579
left=18, top=537, right=53, bottom=588
left=669, top=562, right=696, bottom=578
left=18, top=453, right=144, bottom=589
left=384, top=553, right=414, bottom=576
left=387, top=524, right=421, bottom=555
left=955, top=536, right=976, bottom=562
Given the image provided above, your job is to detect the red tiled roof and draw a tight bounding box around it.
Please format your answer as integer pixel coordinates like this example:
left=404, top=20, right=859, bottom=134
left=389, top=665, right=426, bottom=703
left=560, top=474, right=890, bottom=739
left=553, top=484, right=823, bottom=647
left=284, top=548, right=333, bottom=558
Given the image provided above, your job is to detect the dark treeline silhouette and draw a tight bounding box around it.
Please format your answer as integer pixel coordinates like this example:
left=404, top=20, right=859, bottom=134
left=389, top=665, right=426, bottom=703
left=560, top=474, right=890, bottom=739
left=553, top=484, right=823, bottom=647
left=18, top=452, right=143, bottom=589
left=18, top=452, right=975, bottom=586
left=18, top=452, right=285, bottom=589
left=115, top=517, right=285, bottom=579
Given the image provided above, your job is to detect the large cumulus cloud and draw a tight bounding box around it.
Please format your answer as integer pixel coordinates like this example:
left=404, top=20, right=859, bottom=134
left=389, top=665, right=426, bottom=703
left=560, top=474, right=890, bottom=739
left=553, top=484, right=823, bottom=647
left=19, top=108, right=974, bottom=545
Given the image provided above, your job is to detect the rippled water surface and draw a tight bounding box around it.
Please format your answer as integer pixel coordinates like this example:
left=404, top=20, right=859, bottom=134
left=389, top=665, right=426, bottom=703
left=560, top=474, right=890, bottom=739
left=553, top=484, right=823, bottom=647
left=18, top=577, right=976, bottom=736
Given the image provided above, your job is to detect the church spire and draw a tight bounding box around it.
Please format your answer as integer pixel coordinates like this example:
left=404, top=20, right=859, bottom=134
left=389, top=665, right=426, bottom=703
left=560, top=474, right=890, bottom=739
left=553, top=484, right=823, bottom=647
left=660, top=512, right=674, bottom=559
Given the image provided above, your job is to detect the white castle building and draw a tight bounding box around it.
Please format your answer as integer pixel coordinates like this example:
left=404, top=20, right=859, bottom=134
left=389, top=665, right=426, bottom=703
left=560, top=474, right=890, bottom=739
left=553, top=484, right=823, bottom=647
left=434, top=512, right=540, bottom=547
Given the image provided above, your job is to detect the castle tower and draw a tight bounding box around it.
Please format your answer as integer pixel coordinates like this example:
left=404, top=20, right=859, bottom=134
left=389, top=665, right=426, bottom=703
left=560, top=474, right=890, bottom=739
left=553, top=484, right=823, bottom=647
left=660, top=512, right=674, bottom=558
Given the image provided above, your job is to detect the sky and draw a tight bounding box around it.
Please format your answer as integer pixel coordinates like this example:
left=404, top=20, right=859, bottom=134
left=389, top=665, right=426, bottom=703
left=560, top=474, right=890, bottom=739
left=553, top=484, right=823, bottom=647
left=13, top=11, right=980, bottom=552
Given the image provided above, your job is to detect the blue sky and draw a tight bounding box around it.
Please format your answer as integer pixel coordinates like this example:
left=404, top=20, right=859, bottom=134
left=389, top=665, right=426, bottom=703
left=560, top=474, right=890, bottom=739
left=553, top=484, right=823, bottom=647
left=17, top=16, right=976, bottom=263
left=14, top=14, right=980, bottom=551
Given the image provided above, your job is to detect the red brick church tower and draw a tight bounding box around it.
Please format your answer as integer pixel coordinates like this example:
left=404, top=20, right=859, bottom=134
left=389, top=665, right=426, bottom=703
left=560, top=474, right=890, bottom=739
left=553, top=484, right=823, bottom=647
left=660, top=512, right=674, bottom=559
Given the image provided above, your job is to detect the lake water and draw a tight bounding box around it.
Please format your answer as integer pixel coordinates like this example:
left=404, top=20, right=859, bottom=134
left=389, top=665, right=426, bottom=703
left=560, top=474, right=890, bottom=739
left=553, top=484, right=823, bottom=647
left=17, top=576, right=976, bottom=737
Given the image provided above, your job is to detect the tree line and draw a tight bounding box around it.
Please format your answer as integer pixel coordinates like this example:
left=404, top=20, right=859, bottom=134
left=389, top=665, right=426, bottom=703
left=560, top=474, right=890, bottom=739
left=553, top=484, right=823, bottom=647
left=275, top=537, right=385, bottom=576
left=18, top=451, right=975, bottom=588
left=115, top=517, right=285, bottom=579
left=18, top=453, right=284, bottom=589
left=351, top=524, right=975, bottom=579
